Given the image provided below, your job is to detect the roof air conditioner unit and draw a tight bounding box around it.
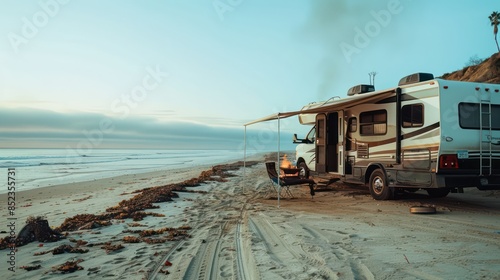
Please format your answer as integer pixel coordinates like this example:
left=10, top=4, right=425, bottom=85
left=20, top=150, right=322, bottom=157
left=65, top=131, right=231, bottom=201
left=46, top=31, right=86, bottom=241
left=347, top=84, right=375, bottom=96
left=398, top=73, right=434, bottom=86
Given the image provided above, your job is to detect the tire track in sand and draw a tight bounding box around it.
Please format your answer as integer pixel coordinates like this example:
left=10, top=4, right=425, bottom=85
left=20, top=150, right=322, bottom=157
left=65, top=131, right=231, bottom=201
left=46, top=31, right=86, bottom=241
left=248, top=213, right=341, bottom=279
left=300, top=224, right=375, bottom=280
left=160, top=174, right=261, bottom=280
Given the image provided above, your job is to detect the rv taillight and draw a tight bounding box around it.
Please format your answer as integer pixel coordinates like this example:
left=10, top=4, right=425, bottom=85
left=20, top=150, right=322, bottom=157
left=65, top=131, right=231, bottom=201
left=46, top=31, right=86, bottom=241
left=439, top=154, right=459, bottom=169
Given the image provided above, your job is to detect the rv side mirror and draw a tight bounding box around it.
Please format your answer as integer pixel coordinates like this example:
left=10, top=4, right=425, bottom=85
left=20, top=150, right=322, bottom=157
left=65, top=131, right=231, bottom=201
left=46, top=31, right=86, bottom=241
left=293, top=134, right=309, bottom=144
left=293, top=134, right=307, bottom=143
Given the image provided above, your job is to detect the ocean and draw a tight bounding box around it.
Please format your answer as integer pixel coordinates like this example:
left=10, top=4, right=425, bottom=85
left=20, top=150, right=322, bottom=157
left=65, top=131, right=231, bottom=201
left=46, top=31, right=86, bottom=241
left=0, top=149, right=245, bottom=194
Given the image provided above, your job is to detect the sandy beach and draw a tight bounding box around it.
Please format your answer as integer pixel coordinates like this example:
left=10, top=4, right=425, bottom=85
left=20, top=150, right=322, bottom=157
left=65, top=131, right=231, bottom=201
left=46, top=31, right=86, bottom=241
left=1, top=153, right=500, bottom=279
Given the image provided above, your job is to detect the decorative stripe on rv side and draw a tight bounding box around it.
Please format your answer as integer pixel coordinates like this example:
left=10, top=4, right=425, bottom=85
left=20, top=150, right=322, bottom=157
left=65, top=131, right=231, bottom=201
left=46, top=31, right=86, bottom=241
left=354, top=122, right=440, bottom=148
left=401, top=122, right=440, bottom=140
left=375, top=90, right=438, bottom=103
left=305, top=148, right=315, bottom=166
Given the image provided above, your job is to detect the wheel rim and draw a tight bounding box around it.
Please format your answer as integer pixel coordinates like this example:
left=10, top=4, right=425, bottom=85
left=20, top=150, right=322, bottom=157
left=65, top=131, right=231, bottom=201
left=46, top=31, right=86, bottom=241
left=372, top=176, right=384, bottom=195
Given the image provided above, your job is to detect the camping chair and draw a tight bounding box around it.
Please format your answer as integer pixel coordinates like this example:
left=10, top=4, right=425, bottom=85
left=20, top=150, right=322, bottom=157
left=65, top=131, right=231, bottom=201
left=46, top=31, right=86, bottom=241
left=265, top=162, right=316, bottom=199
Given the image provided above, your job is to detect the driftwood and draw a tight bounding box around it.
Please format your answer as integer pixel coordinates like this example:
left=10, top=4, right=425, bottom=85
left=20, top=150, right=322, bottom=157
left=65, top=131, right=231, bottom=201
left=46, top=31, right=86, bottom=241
left=15, top=216, right=62, bottom=246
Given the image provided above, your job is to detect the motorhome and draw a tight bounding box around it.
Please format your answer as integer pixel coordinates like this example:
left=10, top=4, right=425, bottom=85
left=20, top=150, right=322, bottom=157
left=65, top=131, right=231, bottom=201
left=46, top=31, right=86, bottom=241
left=293, top=73, right=500, bottom=200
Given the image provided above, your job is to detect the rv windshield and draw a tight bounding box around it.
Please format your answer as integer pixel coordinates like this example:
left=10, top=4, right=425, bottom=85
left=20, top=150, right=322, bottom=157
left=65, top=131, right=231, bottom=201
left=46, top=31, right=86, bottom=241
left=307, top=126, right=316, bottom=142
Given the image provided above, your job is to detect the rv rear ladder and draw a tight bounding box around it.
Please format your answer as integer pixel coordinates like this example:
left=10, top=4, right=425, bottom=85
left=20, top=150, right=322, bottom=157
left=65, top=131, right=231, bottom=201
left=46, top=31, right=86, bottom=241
left=479, top=93, right=493, bottom=176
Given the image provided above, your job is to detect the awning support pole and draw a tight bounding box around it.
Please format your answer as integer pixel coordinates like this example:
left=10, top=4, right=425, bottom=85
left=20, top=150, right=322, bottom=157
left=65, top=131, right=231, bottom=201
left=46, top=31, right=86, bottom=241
left=243, top=125, right=247, bottom=178
left=243, top=125, right=247, bottom=194
left=277, top=116, right=281, bottom=208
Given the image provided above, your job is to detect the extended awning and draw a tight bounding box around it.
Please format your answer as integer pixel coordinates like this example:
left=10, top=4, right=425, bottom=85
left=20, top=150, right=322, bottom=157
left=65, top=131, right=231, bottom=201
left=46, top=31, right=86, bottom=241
left=244, top=88, right=396, bottom=126
left=243, top=111, right=299, bottom=126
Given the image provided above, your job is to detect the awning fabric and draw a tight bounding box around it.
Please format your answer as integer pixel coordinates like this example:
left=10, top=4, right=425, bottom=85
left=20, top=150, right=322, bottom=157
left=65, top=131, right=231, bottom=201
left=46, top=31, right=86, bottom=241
left=244, top=88, right=396, bottom=126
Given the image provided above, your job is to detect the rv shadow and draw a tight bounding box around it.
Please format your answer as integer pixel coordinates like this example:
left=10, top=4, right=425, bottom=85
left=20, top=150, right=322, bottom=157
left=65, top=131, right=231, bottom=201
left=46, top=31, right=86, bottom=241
left=326, top=182, right=371, bottom=196
left=396, top=189, right=500, bottom=212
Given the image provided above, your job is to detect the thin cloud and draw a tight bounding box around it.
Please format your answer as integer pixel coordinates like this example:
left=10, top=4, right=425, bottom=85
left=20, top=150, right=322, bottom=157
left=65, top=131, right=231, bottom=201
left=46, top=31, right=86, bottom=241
left=0, top=107, right=290, bottom=150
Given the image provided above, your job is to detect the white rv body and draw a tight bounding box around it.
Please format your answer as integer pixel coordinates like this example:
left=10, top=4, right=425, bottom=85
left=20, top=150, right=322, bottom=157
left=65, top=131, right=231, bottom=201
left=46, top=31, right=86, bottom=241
left=294, top=74, right=500, bottom=200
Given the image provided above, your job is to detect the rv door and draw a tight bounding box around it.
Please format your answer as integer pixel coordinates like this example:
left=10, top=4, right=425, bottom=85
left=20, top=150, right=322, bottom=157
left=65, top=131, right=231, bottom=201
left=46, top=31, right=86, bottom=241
left=338, top=110, right=345, bottom=175
left=315, top=111, right=345, bottom=175
left=315, top=113, right=327, bottom=173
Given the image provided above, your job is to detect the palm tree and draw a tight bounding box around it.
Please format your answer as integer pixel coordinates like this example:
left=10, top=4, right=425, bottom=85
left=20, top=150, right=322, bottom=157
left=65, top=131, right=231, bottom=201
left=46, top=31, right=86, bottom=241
left=489, top=11, right=500, bottom=52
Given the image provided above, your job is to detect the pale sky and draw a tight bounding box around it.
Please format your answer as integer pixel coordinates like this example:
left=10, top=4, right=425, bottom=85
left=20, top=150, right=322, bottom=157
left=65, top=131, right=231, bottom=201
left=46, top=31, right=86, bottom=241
left=0, top=0, right=498, bottom=150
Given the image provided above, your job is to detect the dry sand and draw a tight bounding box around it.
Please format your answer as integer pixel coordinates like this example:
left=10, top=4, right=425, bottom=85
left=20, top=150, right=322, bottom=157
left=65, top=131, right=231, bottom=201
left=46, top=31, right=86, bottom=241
left=1, top=155, right=500, bottom=279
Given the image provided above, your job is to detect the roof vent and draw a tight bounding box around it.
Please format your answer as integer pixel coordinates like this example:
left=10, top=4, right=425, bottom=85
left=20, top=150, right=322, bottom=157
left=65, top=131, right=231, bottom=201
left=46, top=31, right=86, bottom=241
left=347, top=84, right=375, bottom=96
left=398, top=73, right=434, bottom=86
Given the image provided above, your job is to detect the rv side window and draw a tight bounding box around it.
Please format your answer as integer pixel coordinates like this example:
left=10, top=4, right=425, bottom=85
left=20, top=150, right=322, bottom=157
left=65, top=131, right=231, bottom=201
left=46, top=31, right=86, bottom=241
left=402, top=104, right=424, bottom=127
left=348, top=118, right=357, bottom=132
left=459, top=103, right=500, bottom=130
left=360, top=110, right=387, bottom=135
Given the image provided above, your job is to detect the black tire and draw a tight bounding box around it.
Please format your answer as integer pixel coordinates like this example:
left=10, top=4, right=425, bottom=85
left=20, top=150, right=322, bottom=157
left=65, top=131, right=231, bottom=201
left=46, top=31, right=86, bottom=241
left=369, top=169, right=394, bottom=200
left=426, top=188, right=450, bottom=198
left=298, top=162, right=309, bottom=179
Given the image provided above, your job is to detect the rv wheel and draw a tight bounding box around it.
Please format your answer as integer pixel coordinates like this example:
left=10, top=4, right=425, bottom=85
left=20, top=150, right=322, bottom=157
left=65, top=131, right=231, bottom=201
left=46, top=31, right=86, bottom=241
left=426, top=188, right=450, bottom=198
left=298, top=162, right=309, bottom=179
left=369, top=169, right=394, bottom=200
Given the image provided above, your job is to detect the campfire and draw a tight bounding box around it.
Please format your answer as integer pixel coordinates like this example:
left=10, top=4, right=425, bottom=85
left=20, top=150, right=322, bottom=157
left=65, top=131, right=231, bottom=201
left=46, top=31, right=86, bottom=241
left=279, top=154, right=299, bottom=177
